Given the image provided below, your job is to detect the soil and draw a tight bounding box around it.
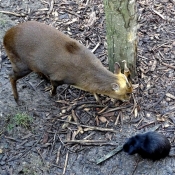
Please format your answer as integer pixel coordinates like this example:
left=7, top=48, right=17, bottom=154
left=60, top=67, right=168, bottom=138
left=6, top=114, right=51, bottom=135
left=0, top=0, right=175, bottom=175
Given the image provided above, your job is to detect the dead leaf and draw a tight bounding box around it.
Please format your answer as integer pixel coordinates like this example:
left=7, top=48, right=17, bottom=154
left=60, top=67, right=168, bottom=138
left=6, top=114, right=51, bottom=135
left=150, top=60, right=157, bottom=71
left=105, top=133, right=112, bottom=140
left=99, top=116, right=107, bottom=123
left=157, top=116, right=165, bottom=122
left=85, top=11, right=96, bottom=27
left=166, top=93, right=175, bottom=100
left=42, top=132, right=49, bottom=144
left=102, top=112, right=115, bottom=117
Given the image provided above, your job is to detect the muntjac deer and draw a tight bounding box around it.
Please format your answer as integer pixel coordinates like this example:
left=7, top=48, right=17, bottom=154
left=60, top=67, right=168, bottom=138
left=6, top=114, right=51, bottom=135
left=3, top=21, right=132, bottom=103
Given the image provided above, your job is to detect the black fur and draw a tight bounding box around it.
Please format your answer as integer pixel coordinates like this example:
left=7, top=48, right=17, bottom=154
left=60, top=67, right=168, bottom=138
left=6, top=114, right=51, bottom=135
left=123, top=131, right=171, bottom=160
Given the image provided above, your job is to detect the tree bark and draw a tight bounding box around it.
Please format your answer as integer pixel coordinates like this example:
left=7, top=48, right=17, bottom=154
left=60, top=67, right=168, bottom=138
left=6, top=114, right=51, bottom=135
left=104, top=0, right=137, bottom=77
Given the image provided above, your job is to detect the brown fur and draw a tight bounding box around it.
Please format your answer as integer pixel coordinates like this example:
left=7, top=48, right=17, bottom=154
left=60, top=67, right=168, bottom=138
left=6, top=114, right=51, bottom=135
left=65, top=41, right=80, bottom=54
left=3, top=21, right=132, bottom=102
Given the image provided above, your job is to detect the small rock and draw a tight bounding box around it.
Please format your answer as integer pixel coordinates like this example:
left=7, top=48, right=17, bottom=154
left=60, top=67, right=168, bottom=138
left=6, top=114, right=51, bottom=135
left=172, top=41, right=175, bottom=46
left=166, top=97, right=171, bottom=102
left=0, top=161, right=6, bottom=166
left=148, top=89, right=154, bottom=94
left=24, top=141, right=35, bottom=147
left=61, top=109, right=66, bottom=114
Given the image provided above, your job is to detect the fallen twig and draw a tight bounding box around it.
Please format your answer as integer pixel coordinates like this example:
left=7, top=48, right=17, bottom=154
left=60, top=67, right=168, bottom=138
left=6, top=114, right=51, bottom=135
left=77, top=104, right=105, bottom=109
left=103, top=105, right=132, bottom=114
left=47, top=0, right=54, bottom=15
left=137, top=121, right=155, bottom=130
left=56, top=118, right=117, bottom=132
left=72, top=110, right=84, bottom=134
left=159, top=51, right=175, bottom=69
left=63, top=140, right=118, bottom=146
left=131, top=159, right=140, bottom=175
left=0, top=10, right=25, bottom=17
left=56, top=145, right=62, bottom=164
left=63, top=151, right=69, bottom=175
left=67, top=101, right=98, bottom=112
left=96, top=146, right=123, bottom=164
left=152, top=42, right=172, bottom=51
left=114, top=112, right=121, bottom=125
left=98, top=106, right=109, bottom=114
left=131, top=93, right=137, bottom=116
left=64, top=9, right=81, bottom=18
left=91, top=42, right=100, bottom=53
left=151, top=7, right=165, bottom=20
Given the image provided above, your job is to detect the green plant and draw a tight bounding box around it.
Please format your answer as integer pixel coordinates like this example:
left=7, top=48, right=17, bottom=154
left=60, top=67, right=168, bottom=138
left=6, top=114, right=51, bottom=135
left=7, top=123, right=14, bottom=132
left=0, top=14, right=7, bottom=26
left=14, top=112, right=32, bottom=128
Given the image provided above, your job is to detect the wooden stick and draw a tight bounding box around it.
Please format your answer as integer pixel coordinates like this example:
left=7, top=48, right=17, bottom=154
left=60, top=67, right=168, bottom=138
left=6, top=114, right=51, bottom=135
left=56, top=118, right=117, bottom=133
left=131, top=93, right=137, bottom=115
left=91, top=43, right=100, bottom=53
left=67, top=101, right=98, bottom=112
left=137, top=121, right=155, bottom=130
left=72, top=110, right=84, bottom=134
left=98, top=106, right=109, bottom=114
left=159, top=51, right=175, bottom=69
left=151, top=7, right=165, bottom=20
left=0, top=10, right=25, bottom=17
left=96, top=146, right=123, bottom=164
left=62, top=151, right=69, bottom=175
left=103, top=105, right=132, bottom=114
left=64, top=9, right=81, bottom=18
left=56, top=145, right=61, bottom=164
left=114, top=112, right=120, bottom=125
left=64, top=140, right=117, bottom=146
left=47, top=0, right=54, bottom=15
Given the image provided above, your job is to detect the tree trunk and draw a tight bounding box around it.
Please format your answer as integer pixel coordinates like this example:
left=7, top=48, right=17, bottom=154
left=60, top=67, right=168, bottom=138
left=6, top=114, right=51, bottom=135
left=104, top=0, right=137, bottom=77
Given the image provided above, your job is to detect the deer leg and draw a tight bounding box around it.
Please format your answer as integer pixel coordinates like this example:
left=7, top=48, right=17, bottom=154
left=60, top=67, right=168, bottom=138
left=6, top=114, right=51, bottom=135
left=9, top=69, right=31, bottom=102
left=50, top=80, right=64, bottom=96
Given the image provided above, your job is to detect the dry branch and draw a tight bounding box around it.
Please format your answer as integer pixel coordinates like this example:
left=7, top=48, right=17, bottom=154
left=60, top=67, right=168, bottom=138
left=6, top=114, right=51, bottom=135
left=96, top=146, right=123, bottom=164
left=63, top=151, right=69, bottom=175
left=63, top=140, right=117, bottom=146
left=56, top=118, right=116, bottom=132
left=72, top=110, right=84, bottom=134
left=0, top=10, right=25, bottom=17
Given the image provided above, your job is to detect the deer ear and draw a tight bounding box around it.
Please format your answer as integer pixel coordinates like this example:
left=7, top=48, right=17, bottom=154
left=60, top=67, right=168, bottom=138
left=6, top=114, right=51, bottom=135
left=111, top=83, right=119, bottom=91
left=122, top=60, right=131, bottom=79
left=114, top=62, right=121, bottom=74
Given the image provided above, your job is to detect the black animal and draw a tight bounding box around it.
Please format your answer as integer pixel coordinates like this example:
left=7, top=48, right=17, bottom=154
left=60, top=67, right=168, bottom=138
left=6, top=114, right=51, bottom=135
left=123, top=131, right=171, bottom=160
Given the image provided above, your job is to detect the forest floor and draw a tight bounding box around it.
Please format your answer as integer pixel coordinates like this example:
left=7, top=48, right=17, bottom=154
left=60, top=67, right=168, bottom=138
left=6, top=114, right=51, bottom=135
left=0, top=0, right=175, bottom=175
